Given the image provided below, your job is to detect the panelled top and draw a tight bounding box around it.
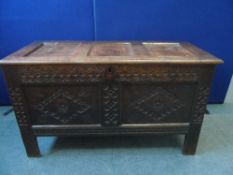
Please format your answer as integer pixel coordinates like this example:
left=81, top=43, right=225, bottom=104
left=0, top=41, right=223, bottom=64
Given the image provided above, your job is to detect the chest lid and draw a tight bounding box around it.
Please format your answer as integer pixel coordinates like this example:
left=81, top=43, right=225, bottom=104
left=0, top=41, right=223, bottom=64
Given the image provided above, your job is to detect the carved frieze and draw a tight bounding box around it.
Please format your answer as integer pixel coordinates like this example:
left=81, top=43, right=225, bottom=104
left=18, top=65, right=106, bottom=83
left=115, top=65, right=199, bottom=82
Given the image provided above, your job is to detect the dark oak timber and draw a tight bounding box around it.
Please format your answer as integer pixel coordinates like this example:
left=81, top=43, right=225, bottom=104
left=0, top=41, right=223, bottom=157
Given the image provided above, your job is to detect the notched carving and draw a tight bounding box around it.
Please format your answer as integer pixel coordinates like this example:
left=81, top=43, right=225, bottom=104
left=8, top=87, right=28, bottom=127
left=115, top=66, right=199, bottom=82
left=102, top=84, right=120, bottom=126
left=18, top=65, right=105, bottom=83
left=193, top=86, right=210, bottom=123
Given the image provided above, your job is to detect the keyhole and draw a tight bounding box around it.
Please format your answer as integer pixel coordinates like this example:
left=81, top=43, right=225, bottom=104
left=106, top=67, right=114, bottom=81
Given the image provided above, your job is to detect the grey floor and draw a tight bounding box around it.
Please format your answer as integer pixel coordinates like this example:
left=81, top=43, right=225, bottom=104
left=1, top=77, right=233, bottom=175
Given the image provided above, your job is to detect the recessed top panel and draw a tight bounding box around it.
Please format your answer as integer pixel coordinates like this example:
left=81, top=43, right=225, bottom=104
left=89, top=43, right=131, bottom=56
left=28, top=43, right=81, bottom=57
left=143, top=43, right=195, bottom=57
left=0, top=41, right=223, bottom=64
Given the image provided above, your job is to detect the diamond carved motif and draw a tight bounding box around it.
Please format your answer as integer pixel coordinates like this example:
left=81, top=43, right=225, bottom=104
left=131, top=87, right=184, bottom=121
left=36, top=89, right=90, bottom=124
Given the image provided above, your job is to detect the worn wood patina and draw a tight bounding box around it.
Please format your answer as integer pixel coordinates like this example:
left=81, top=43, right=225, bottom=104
left=0, top=41, right=223, bottom=157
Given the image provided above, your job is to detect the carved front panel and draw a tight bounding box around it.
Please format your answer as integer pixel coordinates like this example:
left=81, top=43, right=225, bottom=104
left=3, top=64, right=214, bottom=128
left=23, top=85, right=101, bottom=125
left=121, top=83, right=196, bottom=123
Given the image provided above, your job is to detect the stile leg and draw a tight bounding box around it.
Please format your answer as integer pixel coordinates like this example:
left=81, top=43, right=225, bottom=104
left=182, top=123, right=202, bottom=155
left=20, top=127, right=41, bottom=157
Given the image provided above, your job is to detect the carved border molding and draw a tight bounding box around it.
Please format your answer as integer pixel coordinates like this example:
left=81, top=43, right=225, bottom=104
left=18, top=65, right=106, bottom=83
left=8, top=87, right=29, bottom=127
left=16, top=65, right=201, bottom=83
left=115, top=66, right=200, bottom=82
left=21, top=74, right=103, bottom=83
left=192, top=86, right=210, bottom=123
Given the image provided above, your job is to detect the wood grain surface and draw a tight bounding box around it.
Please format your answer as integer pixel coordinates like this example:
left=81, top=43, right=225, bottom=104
left=0, top=41, right=223, bottom=64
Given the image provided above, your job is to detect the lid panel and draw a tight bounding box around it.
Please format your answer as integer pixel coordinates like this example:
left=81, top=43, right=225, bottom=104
left=28, top=43, right=81, bottom=57
left=89, top=43, right=132, bottom=56
left=143, top=43, right=195, bottom=57
left=0, top=41, right=223, bottom=64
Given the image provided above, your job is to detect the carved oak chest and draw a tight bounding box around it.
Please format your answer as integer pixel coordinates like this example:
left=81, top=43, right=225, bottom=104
left=0, top=41, right=223, bottom=157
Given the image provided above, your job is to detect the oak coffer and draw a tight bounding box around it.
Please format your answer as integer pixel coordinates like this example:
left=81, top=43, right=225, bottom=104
left=0, top=41, right=223, bottom=157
